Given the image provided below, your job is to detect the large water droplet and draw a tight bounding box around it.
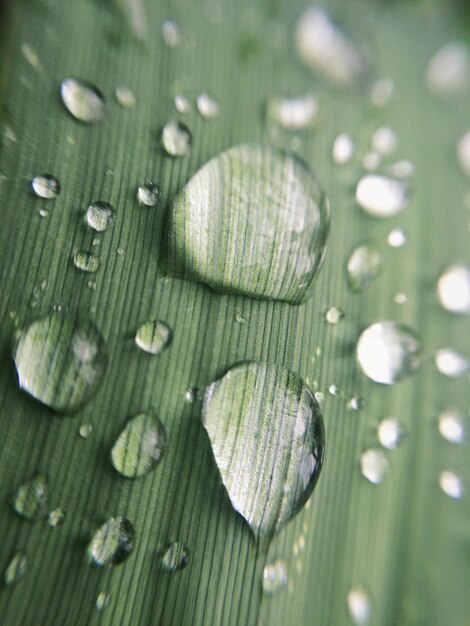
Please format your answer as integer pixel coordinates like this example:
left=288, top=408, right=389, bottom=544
left=457, top=131, right=470, bottom=176
left=263, top=559, right=288, bottom=595
left=60, top=78, right=105, bottom=123
left=356, top=321, right=422, bottom=385
left=356, top=175, right=409, bottom=218
left=32, top=175, right=60, bottom=199
left=86, top=201, right=115, bottom=232
left=347, top=241, right=383, bottom=292
left=202, top=362, right=325, bottom=537
left=13, top=474, right=47, bottom=520
left=73, top=251, right=100, bottom=273
left=111, top=414, right=166, bottom=478
left=3, top=552, right=27, bottom=586
left=168, top=144, right=329, bottom=304
left=295, top=7, right=368, bottom=87
left=377, top=418, right=406, bottom=450
left=137, top=182, right=159, bottom=207
left=162, top=121, right=192, bottom=157
left=13, top=314, right=108, bottom=413
left=87, top=517, right=135, bottom=566
left=437, top=263, right=470, bottom=314
left=439, top=408, right=465, bottom=444
left=348, top=586, right=371, bottom=625
left=435, top=348, right=469, bottom=378
left=161, top=542, right=189, bottom=571
left=266, top=95, right=319, bottom=130
left=135, top=320, right=172, bottom=355
left=360, top=449, right=389, bottom=484
left=439, top=470, right=463, bottom=499
left=196, top=93, right=219, bottom=119
left=426, top=42, right=469, bottom=95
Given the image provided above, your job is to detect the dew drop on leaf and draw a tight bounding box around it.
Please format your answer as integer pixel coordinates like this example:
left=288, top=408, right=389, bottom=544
left=439, top=471, right=463, bottom=499
left=263, top=559, right=288, bottom=596
left=370, top=126, right=398, bottom=157
left=332, top=133, right=355, bottom=164
left=13, top=474, right=47, bottom=520
left=79, top=423, right=93, bottom=439
left=360, top=449, right=389, bottom=484
left=439, top=408, right=465, bottom=444
left=437, top=263, right=470, bottom=314
left=32, top=175, right=60, bottom=199
left=96, top=592, right=111, bottom=611
left=346, top=241, right=383, bottom=292
left=3, top=552, right=27, bottom=587
left=137, top=182, right=159, bottom=207
left=87, top=517, right=135, bottom=566
left=356, top=175, right=409, bottom=218
left=48, top=508, right=65, bottom=527
left=162, top=121, right=192, bottom=157
left=435, top=348, right=469, bottom=378
left=266, top=95, right=319, bottom=130
left=161, top=542, right=189, bottom=572
left=426, top=41, right=469, bottom=96
left=111, top=414, right=166, bottom=478
left=325, top=306, right=344, bottom=324
left=135, top=320, right=172, bottom=355
left=60, top=78, right=105, bottom=123
left=115, top=86, right=136, bottom=109
left=86, top=201, right=115, bottom=232
left=377, top=418, right=406, bottom=450
left=72, top=251, right=100, bottom=273
left=196, top=93, right=219, bottom=119
left=387, top=228, right=407, bottom=248
left=348, top=586, right=371, bottom=625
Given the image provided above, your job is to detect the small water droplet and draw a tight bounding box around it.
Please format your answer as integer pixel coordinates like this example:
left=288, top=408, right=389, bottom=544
left=48, top=508, right=65, bottom=527
left=13, top=474, right=47, bottom=520
left=387, top=228, right=407, bottom=248
left=360, top=449, right=389, bottom=484
left=437, top=263, right=470, bottom=314
left=115, top=86, right=136, bottom=109
left=111, top=414, right=166, bottom=478
left=4, top=552, right=27, bottom=586
left=393, top=292, right=407, bottom=305
left=73, top=251, right=100, bottom=273
left=457, top=131, right=470, bottom=176
left=439, top=408, right=465, bottom=444
left=388, top=160, right=415, bottom=179
left=348, top=586, right=371, bottom=625
left=137, top=182, right=159, bottom=207
left=357, top=321, right=422, bottom=385
left=96, top=592, right=111, bottom=611
left=378, top=418, right=406, bottom=450
left=60, top=78, right=105, bottom=123
left=86, top=201, right=115, bottom=232
left=328, top=384, right=340, bottom=396
left=32, top=175, right=60, bottom=199
left=439, top=470, right=463, bottom=499
left=116, top=247, right=124, bottom=256
left=426, top=41, right=469, bottom=95
left=348, top=396, right=365, bottom=411
left=314, top=391, right=325, bottom=405
left=162, top=20, right=181, bottom=46
left=13, top=313, right=108, bottom=412
left=332, top=133, right=355, bottom=164
left=435, top=348, right=469, bottom=378
left=196, top=93, right=219, bottom=119
left=266, top=95, right=319, bottom=130
left=161, top=542, right=189, bottom=571
left=347, top=241, right=383, bottom=292
left=370, top=78, right=394, bottom=107
left=79, top=423, right=94, bottom=439
left=135, top=320, right=172, bottom=355
left=262, top=559, right=288, bottom=596
left=356, top=175, right=408, bottom=218
left=162, top=121, right=192, bottom=157
left=325, top=306, right=344, bottom=325
left=371, top=126, right=398, bottom=157
left=87, top=517, right=135, bottom=566
left=38, top=208, right=49, bottom=218
left=174, top=94, right=191, bottom=113
left=362, top=151, right=382, bottom=171
left=185, top=387, right=201, bottom=403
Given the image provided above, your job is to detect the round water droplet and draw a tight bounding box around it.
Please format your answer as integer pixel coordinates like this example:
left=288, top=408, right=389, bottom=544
left=325, top=306, right=344, bottom=324
left=388, top=160, right=415, bottom=179
left=439, top=470, right=463, bottom=499
left=32, top=175, right=60, bottom=199
left=426, top=41, right=469, bottom=95
left=48, top=508, right=65, bottom=527
left=370, top=78, right=394, bottom=107
left=332, top=133, right=355, bottom=164
left=111, top=414, right=166, bottom=478
left=203, top=362, right=325, bottom=537
left=362, top=151, right=381, bottom=171
left=356, top=175, right=408, bottom=218
left=356, top=321, right=422, bottom=385
left=4, top=552, right=27, bottom=586
left=135, top=320, right=172, bottom=355
left=161, top=542, right=189, bottom=571
left=457, top=131, right=470, bottom=176
left=437, top=263, right=470, bottom=314
left=348, top=586, right=371, bottom=625
left=162, top=20, right=181, bottom=46
left=162, top=121, right=192, bottom=157
left=13, top=313, right=108, bottom=413
left=87, top=517, right=135, bottom=566
left=328, top=384, right=340, bottom=396
left=263, top=559, right=288, bottom=596
left=387, top=228, right=407, bottom=248
left=371, top=126, right=398, bottom=157
left=174, top=95, right=191, bottom=113
left=393, top=292, right=407, bottom=305
left=266, top=95, right=319, bottom=130
left=73, top=251, right=100, bottom=273
left=377, top=418, right=406, bottom=450
left=348, top=396, right=365, bottom=411
left=137, top=182, right=159, bottom=207
left=196, top=93, right=219, bottom=119
left=435, top=348, right=469, bottom=378
left=79, top=423, right=93, bottom=439
left=360, top=449, right=389, bottom=484
left=13, top=474, right=47, bottom=520
left=115, top=86, right=136, bottom=109
left=439, top=408, right=465, bottom=444
left=96, top=592, right=111, bottom=611
left=86, top=201, right=115, bottom=232
left=168, top=144, right=330, bottom=304
left=38, top=208, right=49, bottom=218
left=314, top=391, right=324, bottom=405
left=347, top=241, right=383, bottom=292
left=60, top=78, right=105, bottom=123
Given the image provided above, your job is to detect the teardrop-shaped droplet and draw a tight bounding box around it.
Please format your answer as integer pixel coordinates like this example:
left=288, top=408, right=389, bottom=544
left=32, top=175, right=61, bottom=199
left=356, top=175, right=409, bottom=218
left=13, top=314, right=108, bottom=413
left=437, top=263, right=470, bottom=314
left=162, top=121, right=192, bottom=156
left=202, top=362, right=325, bottom=537
left=4, top=552, right=27, bottom=586
left=360, top=449, right=389, bottom=484
left=161, top=542, right=190, bottom=572
left=168, top=144, right=330, bottom=304
left=356, top=321, right=422, bottom=385
left=111, top=414, right=166, bottom=478
left=135, top=320, right=172, bottom=355
left=87, top=517, right=135, bottom=566
left=347, top=241, right=383, bottom=292
left=266, top=95, right=319, bottom=130
left=137, top=182, right=159, bottom=207
left=13, top=474, right=47, bottom=520
left=73, top=251, right=100, bottom=273
left=60, top=78, right=105, bottom=123
left=263, top=559, right=288, bottom=596
left=86, top=201, right=115, bottom=232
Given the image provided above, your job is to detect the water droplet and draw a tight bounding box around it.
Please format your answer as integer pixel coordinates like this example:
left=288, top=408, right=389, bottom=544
left=111, top=414, right=166, bottom=478
left=13, top=474, right=47, bottom=520
left=295, top=7, right=368, bottom=87
left=13, top=314, right=108, bottom=412
left=378, top=418, right=406, bottom=450
left=370, top=78, right=394, bottom=107
left=325, top=306, right=344, bottom=324
left=38, top=208, right=49, bottom=218
left=347, top=241, right=383, bottom=292
left=435, top=348, right=469, bottom=378
left=266, top=95, right=319, bottom=130
left=437, top=264, right=470, bottom=314
left=48, top=508, right=65, bottom=527
left=360, top=449, right=389, bottom=484
left=137, top=182, right=159, bottom=207
left=348, top=396, right=365, bottom=411
left=426, top=41, right=469, bottom=95
left=314, top=391, right=325, bottom=405
left=21, top=43, right=40, bottom=69
left=387, top=228, right=407, bottom=248
left=185, top=387, right=201, bottom=403
left=174, top=95, right=191, bottom=113
left=439, top=470, right=463, bottom=499
left=371, top=126, right=398, bottom=157
left=168, top=144, right=329, bottom=304
left=362, top=151, right=382, bottom=171
left=96, top=592, right=111, bottom=611
left=135, top=320, right=172, bottom=355
left=87, top=517, right=135, bottom=566
left=161, top=542, right=189, bottom=571
left=393, top=292, right=407, bottom=305
left=357, top=321, right=422, bottom=385
left=79, top=423, right=93, bottom=439
left=86, top=201, right=115, bottom=232
left=439, top=408, right=465, bottom=444
left=234, top=312, right=246, bottom=324
left=348, top=586, right=371, bottom=625
left=356, top=175, right=408, bottom=218
left=328, top=384, right=340, bottom=396
left=73, top=251, right=100, bottom=273
left=263, top=559, right=288, bottom=596
left=457, top=131, right=470, bottom=176
left=203, top=362, right=325, bottom=537
left=162, top=20, right=181, bottom=46
left=32, top=175, right=60, bottom=199
left=4, top=552, right=27, bottom=586
left=116, top=247, right=124, bottom=256
left=115, top=86, right=136, bottom=109
left=388, top=160, right=415, bottom=179
left=197, top=93, right=219, bottom=119
left=60, top=78, right=105, bottom=123
left=332, top=133, right=355, bottom=164
left=162, top=121, right=192, bottom=157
